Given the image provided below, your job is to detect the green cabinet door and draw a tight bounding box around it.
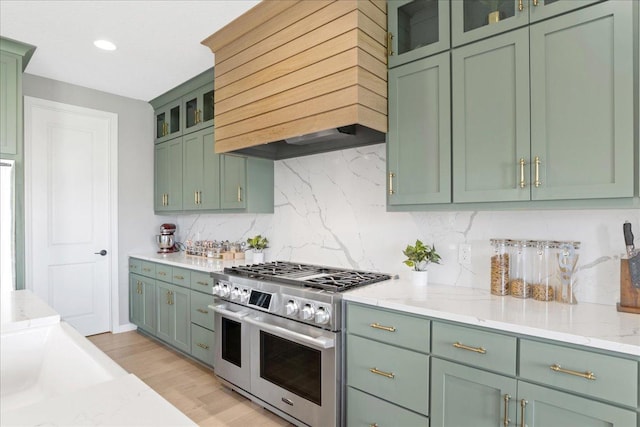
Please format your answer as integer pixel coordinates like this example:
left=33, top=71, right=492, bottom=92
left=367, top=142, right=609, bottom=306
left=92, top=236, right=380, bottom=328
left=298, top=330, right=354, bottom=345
left=182, top=127, right=220, bottom=210
left=155, top=138, right=183, bottom=212
left=528, top=0, right=601, bottom=24
left=387, top=0, right=450, bottom=68
left=156, top=281, right=190, bottom=353
left=452, top=0, right=529, bottom=48
left=129, top=273, right=156, bottom=334
left=388, top=52, right=451, bottom=205
left=452, top=28, right=530, bottom=203
left=0, top=51, right=19, bottom=155
left=529, top=0, right=634, bottom=200
left=431, top=358, right=517, bottom=427
left=518, top=382, right=637, bottom=427
left=155, top=99, right=181, bottom=144
left=183, top=83, right=214, bottom=135
left=221, top=154, right=247, bottom=209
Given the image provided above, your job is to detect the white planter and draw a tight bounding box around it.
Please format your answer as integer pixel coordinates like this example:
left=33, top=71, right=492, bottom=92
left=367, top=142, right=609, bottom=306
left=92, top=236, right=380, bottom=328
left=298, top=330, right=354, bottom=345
left=252, top=251, right=265, bottom=264
left=412, top=270, right=428, bottom=286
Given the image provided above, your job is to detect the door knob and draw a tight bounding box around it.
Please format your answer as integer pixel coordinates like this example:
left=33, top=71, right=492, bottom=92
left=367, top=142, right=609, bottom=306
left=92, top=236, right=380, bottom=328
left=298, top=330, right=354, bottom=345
left=94, top=249, right=107, bottom=256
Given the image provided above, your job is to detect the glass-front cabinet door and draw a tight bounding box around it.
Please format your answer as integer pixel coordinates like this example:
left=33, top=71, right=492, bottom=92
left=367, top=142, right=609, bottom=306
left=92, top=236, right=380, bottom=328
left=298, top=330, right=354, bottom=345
left=528, top=0, right=601, bottom=23
left=183, top=83, right=214, bottom=134
left=388, top=0, right=450, bottom=68
left=155, top=99, right=181, bottom=143
left=452, top=0, right=529, bottom=47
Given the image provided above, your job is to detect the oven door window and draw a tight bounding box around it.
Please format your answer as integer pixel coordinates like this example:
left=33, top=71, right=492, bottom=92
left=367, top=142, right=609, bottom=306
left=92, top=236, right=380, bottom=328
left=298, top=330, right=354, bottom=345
left=222, top=317, right=242, bottom=367
left=260, top=331, right=321, bottom=405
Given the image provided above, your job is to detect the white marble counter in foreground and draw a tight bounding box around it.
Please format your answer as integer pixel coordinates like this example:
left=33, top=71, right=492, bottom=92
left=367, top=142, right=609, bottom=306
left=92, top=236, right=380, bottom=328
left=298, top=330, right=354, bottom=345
left=130, top=251, right=247, bottom=273
left=1, top=290, right=60, bottom=333
left=344, top=279, right=640, bottom=357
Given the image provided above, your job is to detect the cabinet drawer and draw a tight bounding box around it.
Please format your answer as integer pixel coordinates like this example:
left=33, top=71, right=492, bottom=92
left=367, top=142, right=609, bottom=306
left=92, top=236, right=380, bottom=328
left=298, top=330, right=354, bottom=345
left=347, top=387, right=428, bottom=427
left=432, top=322, right=516, bottom=376
left=191, top=323, right=214, bottom=366
left=128, top=258, right=141, bottom=273
left=347, top=303, right=430, bottom=353
left=171, top=267, right=191, bottom=287
left=140, top=261, right=156, bottom=278
left=520, top=339, right=638, bottom=407
left=347, top=334, right=429, bottom=415
left=154, top=263, right=171, bottom=281
left=191, top=290, right=214, bottom=330
left=190, top=271, right=214, bottom=293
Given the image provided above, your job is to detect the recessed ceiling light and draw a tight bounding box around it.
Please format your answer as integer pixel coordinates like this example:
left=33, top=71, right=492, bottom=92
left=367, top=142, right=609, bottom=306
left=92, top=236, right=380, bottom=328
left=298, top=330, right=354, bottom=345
left=94, top=39, right=117, bottom=51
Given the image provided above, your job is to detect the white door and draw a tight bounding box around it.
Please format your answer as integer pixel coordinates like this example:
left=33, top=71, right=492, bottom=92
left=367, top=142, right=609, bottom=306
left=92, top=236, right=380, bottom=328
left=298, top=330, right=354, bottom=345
left=24, top=97, right=117, bottom=336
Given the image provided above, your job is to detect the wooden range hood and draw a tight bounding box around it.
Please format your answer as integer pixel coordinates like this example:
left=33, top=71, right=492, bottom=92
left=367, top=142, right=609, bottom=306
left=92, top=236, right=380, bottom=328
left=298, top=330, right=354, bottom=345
left=201, top=0, right=387, bottom=160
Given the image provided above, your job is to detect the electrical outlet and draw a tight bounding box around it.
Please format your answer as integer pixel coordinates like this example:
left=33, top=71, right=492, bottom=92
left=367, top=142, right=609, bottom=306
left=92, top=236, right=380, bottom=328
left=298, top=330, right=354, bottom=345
left=459, top=244, right=471, bottom=265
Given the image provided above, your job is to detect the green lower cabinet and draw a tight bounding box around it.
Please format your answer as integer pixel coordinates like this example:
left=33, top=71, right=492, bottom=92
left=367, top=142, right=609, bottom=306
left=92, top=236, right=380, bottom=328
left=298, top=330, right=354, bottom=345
left=190, top=323, right=214, bottom=366
left=156, top=281, right=190, bottom=353
left=517, top=382, right=637, bottom=427
left=129, top=273, right=156, bottom=334
left=346, top=387, right=428, bottom=427
left=431, top=358, right=517, bottom=427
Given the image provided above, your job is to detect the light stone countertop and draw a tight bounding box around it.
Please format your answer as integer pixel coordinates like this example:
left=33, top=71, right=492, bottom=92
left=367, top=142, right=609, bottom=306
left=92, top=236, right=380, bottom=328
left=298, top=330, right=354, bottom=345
left=130, top=251, right=247, bottom=273
left=1, top=290, right=60, bottom=333
left=343, top=278, right=640, bottom=357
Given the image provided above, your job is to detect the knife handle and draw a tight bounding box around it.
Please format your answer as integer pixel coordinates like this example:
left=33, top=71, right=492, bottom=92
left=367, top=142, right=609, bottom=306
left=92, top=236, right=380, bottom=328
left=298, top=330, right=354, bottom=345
left=623, top=222, right=634, bottom=247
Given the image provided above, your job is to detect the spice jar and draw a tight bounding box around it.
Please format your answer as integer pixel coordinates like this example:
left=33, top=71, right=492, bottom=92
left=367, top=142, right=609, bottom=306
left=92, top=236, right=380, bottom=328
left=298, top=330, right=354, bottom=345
left=531, top=241, right=556, bottom=301
left=490, top=239, right=510, bottom=296
left=510, top=240, right=532, bottom=298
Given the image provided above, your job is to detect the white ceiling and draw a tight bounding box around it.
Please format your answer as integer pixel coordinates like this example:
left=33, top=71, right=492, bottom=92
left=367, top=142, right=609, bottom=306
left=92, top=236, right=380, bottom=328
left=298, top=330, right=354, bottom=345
left=0, top=0, right=260, bottom=101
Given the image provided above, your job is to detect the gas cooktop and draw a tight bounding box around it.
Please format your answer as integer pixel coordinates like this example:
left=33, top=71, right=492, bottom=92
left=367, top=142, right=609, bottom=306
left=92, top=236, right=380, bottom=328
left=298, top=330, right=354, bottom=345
left=224, top=261, right=391, bottom=293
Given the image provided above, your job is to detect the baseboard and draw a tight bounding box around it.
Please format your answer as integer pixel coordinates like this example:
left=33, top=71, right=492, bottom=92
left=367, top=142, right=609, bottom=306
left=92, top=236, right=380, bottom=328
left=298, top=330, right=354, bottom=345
left=112, top=322, right=138, bottom=334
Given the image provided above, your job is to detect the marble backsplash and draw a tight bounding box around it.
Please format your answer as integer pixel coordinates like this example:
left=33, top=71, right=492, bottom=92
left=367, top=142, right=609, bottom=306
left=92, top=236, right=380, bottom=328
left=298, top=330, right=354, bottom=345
left=176, top=144, right=639, bottom=306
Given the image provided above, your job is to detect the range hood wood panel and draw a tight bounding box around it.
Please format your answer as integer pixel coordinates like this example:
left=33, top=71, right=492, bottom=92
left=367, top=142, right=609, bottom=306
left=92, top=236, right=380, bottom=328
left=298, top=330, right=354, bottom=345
left=202, top=0, right=387, bottom=157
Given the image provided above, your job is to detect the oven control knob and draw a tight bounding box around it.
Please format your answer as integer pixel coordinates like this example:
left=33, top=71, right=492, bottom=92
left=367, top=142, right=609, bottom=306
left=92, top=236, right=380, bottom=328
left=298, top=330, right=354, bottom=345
left=230, top=287, right=241, bottom=301
left=240, top=289, right=250, bottom=304
left=219, top=284, right=231, bottom=298
left=315, top=307, right=330, bottom=324
left=212, top=283, right=222, bottom=296
left=301, top=304, right=315, bottom=320
left=285, top=300, right=299, bottom=316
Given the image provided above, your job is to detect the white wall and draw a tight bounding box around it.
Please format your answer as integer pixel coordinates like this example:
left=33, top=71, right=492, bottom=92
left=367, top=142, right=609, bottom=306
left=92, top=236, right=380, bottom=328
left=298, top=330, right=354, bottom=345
left=22, top=74, right=159, bottom=327
left=177, top=144, right=640, bottom=306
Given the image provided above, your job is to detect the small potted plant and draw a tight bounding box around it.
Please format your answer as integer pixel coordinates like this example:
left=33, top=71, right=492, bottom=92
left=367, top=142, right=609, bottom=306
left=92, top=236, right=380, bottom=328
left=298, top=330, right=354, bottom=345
left=246, top=235, right=269, bottom=263
left=403, top=239, right=441, bottom=286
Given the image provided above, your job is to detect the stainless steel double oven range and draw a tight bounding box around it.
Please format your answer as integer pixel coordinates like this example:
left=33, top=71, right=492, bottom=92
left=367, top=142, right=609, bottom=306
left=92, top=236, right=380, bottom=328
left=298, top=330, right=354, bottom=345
left=209, top=261, right=390, bottom=427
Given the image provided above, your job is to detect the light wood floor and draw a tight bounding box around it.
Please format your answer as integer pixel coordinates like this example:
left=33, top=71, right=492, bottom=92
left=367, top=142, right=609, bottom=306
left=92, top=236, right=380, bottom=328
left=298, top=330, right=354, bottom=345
left=88, top=330, right=293, bottom=427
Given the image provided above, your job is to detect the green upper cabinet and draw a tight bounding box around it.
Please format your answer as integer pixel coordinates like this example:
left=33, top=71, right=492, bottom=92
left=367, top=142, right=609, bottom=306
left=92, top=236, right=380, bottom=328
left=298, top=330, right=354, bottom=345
left=0, top=37, right=35, bottom=157
left=155, top=99, right=182, bottom=144
left=220, top=154, right=247, bottom=210
left=182, top=127, right=220, bottom=210
left=387, top=0, right=450, bottom=68
left=452, top=0, right=601, bottom=47
left=452, top=28, right=531, bottom=203
left=155, top=138, right=183, bottom=212
left=388, top=51, right=451, bottom=205
left=183, top=83, right=214, bottom=135
left=529, top=1, right=634, bottom=200
left=453, top=1, right=633, bottom=203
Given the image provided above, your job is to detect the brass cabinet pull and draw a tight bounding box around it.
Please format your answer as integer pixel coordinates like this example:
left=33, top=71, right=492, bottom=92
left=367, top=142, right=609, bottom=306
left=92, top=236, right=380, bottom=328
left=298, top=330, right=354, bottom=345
left=158, top=271, right=166, bottom=276
left=503, top=394, right=511, bottom=427
left=518, top=0, right=524, bottom=11
left=196, top=281, right=208, bottom=286
left=533, top=0, right=539, bottom=6
left=165, top=193, right=169, bottom=206
left=387, top=32, right=394, bottom=56
left=196, top=308, right=208, bottom=314
left=533, top=156, right=541, bottom=188
left=174, top=275, right=185, bottom=280
left=369, top=367, right=395, bottom=379
left=194, top=191, right=198, bottom=204
left=143, top=267, right=150, bottom=272
left=388, top=172, right=395, bottom=195
left=237, top=185, right=243, bottom=202
left=197, top=191, right=202, bottom=204
left=550, top=364, right=596, bottom=380
left=370, top=424, right=379, bottom=427
left=166, top=291, right=171, bottom=305
left=519, top=399, right=527, bottom=427
left=453, top=341, right=487, bottom=354
left=370, top=322, right=396, bottom=332
left=519, top=158, right=526, bottom=188
left=197, top=342, right=209, bottom=350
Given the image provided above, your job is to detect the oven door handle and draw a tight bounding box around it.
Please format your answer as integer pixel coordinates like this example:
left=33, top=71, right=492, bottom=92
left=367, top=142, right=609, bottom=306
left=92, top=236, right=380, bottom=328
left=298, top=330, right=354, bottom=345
left=209, top=304, right=249, bottom=320
left=243, top=316, right=335, bottom=350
